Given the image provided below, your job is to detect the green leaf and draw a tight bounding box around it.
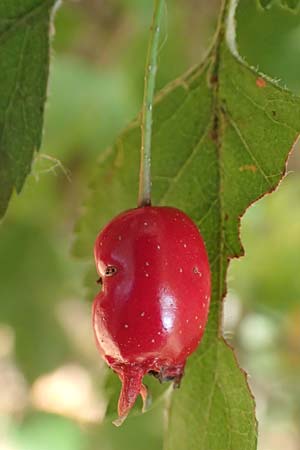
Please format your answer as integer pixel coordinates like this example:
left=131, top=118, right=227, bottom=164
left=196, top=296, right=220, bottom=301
left=73, top=0, right=300, bottom=447
left=258, top=0, right=300, bottom=10
left=257, top=0, right=274, bottom=9
left=0, top=0, right=57, bottom=218
left=165, top=340, right=256, bottom=450
left=280, top=0, right=300, bottom=10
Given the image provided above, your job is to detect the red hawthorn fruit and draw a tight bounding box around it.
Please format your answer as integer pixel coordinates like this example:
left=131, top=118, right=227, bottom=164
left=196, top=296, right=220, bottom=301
left=93, top=206, right=211, bottom=425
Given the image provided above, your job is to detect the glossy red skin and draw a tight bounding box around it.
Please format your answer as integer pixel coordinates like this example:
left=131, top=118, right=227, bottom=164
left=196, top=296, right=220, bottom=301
left=93, top=206, right=211, bottom=424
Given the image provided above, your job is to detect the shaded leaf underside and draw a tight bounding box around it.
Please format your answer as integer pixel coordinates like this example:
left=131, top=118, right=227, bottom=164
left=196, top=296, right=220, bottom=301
left=0, top=0, right=56, bottom=217
left=74, top=14, right=300, bottom=450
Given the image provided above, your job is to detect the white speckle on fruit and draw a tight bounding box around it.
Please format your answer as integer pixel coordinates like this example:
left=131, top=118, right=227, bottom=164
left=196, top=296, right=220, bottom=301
left=195, top=316, right=198, bottom=320
left=179, top=330, right=182, bottom=335
left=137, top=344, right=141, bottom=348
left=157, top=244, right=161, bottom=250
left=151, top=339, right=155, bottom=343
left=193, top=267, right=203, bottom=277
left=124, top=324, right=129, bottom=328
left=202, top=302, right=205, bottom=307
left=145, top=273, right=149, bottom=277
left=118, top=235, right=122, bottom=241
left=186, top=319, right=189, bottom=323
left=145, top=261, right=150, bottom=266
left=179, top=268, right=183, bottom=273
left=144, top=222, right=148, bottom=226
left=157, top=331, right=161, bottom=335
left=205, top=295, right=208, bottom=300
left=183, top=243, right=187, bottom=248
left=199, top=324, right=202, bottom=329
left=140, top=312, right=145, bottom=317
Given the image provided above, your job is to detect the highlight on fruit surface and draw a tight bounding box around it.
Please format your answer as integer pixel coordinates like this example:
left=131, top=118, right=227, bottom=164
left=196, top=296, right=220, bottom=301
left=92, top=206, right=211, bottom=425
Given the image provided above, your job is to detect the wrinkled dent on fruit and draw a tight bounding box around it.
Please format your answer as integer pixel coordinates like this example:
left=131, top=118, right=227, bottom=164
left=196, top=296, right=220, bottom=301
left=92, top=206, right=211, bottom=425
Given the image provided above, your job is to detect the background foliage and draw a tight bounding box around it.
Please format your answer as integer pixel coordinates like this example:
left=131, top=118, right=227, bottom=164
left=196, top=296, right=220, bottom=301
left=0, top=1, right=300, bottom=449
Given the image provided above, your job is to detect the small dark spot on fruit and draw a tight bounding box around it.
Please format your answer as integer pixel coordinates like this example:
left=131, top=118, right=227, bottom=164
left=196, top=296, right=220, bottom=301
left=97, top=276, right=103, bottom=284
left=105, top=266, right=118, bottom=277
left=272, top=110, right=276, bottom=117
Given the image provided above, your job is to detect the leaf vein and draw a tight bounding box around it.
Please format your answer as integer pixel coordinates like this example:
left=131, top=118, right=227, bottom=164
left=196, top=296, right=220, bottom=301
left=0, top=0, right=54, bottom=46
left=159, top=120, right=212, bottom=204
left=225, top=112, right=273, bottom=188
left=227, top=78, right=297, bottom=133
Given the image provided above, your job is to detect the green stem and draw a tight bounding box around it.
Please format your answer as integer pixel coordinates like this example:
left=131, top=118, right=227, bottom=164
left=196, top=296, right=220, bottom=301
left=138, top=0, right=165, bottom=208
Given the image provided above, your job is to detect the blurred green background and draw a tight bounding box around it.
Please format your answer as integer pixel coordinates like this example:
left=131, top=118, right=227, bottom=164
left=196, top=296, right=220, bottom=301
left=0, top=0, right=300, bottom=449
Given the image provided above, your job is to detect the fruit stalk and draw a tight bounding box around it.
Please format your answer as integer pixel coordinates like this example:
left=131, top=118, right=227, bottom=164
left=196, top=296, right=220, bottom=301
left=138, top=0, right=165, bottom=208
